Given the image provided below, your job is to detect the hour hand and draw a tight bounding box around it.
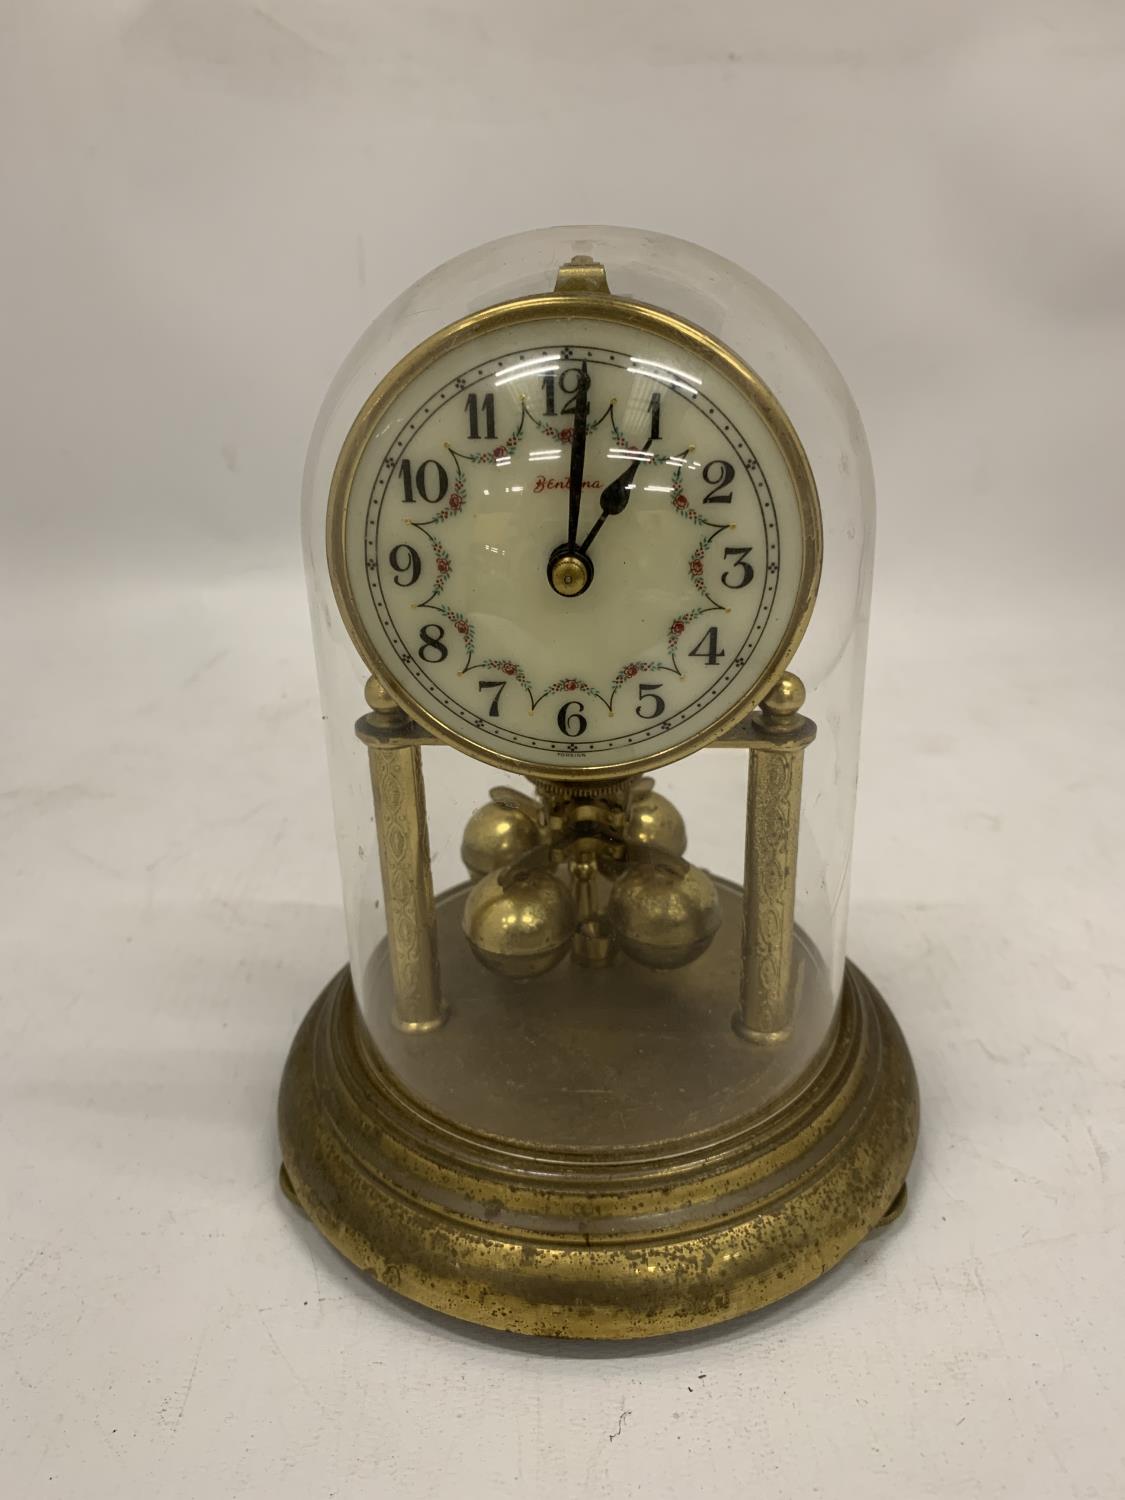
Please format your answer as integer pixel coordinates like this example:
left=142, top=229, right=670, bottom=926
left=580, top=408, right=659, bottom=550
left=597, top=461, right=641, bottom=518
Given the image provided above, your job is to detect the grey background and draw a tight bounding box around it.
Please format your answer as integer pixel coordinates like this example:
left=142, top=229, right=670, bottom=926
left=2, top=4, right=1123, bottom=1496
left=5, top=1, right=1123, bottom=610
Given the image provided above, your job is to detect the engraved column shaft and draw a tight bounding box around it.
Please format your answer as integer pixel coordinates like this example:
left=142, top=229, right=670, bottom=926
left=736, top=674, right=815, bottom=1043
left=358, top=677, right=445, bottom=1032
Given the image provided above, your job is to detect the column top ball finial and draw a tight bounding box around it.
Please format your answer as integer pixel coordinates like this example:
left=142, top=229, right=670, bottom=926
left=762, top=673, right=806, bottom=719
left=365, top=674, right=395, bottom=711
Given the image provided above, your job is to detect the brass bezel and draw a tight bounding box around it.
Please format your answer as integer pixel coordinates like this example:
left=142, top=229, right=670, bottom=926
left=326, top=289, right=823, bottom=782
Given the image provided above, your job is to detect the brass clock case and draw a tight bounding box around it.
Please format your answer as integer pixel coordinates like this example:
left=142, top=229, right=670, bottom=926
left=325, top=289, right=823, bottom=783
left=287, top=233, right=917, bottom=1338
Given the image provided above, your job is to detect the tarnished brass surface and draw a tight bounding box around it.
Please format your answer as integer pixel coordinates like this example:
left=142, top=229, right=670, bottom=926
left=460, top=792, right=542, bottom=876
left=361, top=677, right=444, bottom=1032
left=364, top=879, right=827, bottom=1148
left=462, top=865, right=575, bottom=978
left=625, top=782, right=688, bottom=856
left=608, top=861, right=721, bottom=970
left=454, top=773, right=721, bottom=981
left=738, top=673, right=816, bottom=1041
left=278, top=956, right=918, bottom=1338
left=553, top=255, right=612, bottom=296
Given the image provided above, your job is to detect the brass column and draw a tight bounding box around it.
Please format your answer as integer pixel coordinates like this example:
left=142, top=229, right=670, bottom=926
left=735, top=673, right=816, bottom=1043
left=356, top=676, right=446, bottom=1032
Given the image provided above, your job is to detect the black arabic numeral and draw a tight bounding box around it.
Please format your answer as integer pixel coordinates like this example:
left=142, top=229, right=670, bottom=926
left=416, top=459, right=449, bottom=504
left=398, top=458, right=414, bottom=503
left=636, top=682, right=665, bottom=720
left=399, top=458, right=449, bottom=505
left=418, top=623, right=448, bottom=663
left=720, top=545, right=754, bottom=589
left=560, top=366, right=585, bottom=415
left=559, top=367, right=583, bottom=416
left=389, top=542, right=422, bottom=586
left=465, top=391, right=496, bottom=441
left=688, top=626, right=725, bottom=666
left=702, top=458, right=736, bottom=503
left=557, top=700, right=587, bottom=737
left=478, top=679, right=507, bottom=718
left=543, top=367, right=587, bottom=417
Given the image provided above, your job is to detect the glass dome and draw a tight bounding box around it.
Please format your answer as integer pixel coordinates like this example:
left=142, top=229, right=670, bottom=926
left=301, top=224, right=874, bottom=1151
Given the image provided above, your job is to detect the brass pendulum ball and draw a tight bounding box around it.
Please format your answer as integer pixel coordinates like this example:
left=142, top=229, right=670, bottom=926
left=461, top=792, right=543, bottom=876
left=625, top=784, right=688, bottom=857
left=608, top=859, right=722, bottom=970
left=462, top=865, right=575, bottom=979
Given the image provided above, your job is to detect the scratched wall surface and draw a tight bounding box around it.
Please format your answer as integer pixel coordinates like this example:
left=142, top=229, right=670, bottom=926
left=1, top=2, right=1123, bottom=1496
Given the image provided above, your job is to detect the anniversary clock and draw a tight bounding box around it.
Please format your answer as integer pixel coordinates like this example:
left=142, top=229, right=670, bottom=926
left=279, top=226, right=918, bottom=1337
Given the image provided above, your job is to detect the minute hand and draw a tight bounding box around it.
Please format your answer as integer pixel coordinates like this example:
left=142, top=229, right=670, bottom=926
left=565, top=361, right=591, bottom=550
left=580, top=415, right=658, bottom=553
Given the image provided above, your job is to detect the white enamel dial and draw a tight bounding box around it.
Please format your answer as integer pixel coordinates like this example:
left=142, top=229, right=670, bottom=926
left=331, top=298, right=820, bottom=777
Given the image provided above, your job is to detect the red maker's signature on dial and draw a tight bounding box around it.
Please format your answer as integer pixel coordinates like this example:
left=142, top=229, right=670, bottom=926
left=533, top=475, right=602, bottom=493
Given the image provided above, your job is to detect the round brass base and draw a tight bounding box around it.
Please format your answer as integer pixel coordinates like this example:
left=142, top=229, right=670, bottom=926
left=278, top=959, right=918, bottom=1339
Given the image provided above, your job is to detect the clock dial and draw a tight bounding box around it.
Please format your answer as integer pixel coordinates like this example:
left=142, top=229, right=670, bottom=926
left=330, top=298, right=820, bottom=776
